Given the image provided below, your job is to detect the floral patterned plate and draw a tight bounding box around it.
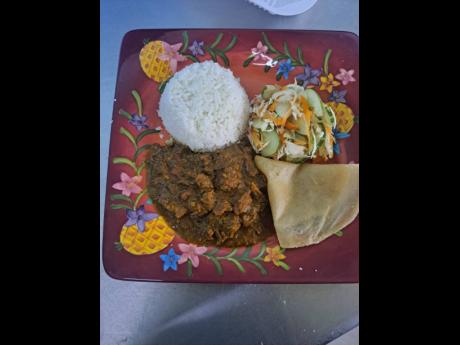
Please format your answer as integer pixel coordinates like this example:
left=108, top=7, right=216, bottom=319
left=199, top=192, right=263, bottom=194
left=103, top=29, right=359, bottom=283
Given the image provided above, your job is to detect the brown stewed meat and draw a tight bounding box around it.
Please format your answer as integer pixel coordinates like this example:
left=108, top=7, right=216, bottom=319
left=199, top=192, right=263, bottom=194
left=147, top=139, right=273, bottom=247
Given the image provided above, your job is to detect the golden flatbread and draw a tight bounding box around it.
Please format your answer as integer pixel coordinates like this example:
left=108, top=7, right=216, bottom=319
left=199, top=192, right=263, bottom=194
left=255, top=156, right=359, bottom=248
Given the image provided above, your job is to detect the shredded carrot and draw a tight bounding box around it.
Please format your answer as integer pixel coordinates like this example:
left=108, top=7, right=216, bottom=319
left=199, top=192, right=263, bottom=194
left=273, top=117, right=284, bottom=126
left=269, top=102, right=277, bottom=112
left=285, top=121, right=299, bottom=130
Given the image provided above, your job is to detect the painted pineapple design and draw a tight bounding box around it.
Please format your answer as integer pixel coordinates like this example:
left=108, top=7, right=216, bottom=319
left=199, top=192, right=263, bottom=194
left=119, top=216, right=175, bottom=255
left=139, top=41, right=173, bottom=82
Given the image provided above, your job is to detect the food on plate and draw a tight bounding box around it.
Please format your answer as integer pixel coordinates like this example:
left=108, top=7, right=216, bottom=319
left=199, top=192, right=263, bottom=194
left=159, top=61, right=250, bottom=152
left=255, top=156, right=359, bottom=248
left=248, top=83, right=339, bottom=162
left=147, top=139, right=273, bottom=247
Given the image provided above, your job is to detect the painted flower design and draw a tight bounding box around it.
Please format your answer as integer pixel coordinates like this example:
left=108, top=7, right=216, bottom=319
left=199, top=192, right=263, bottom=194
left=160, top=248, right=181, bottom=271
left=333, top=128, right=351, bottom=155
left=335, top=68, right=356, bottom=85
left=125, top=205, right=158, bottom=232
left=320, top=73, right=340, bottom=93
left=159, top=42, right=186, bottom=73
left=295, top=64, right=322, bottom=87
left=328, top=89, right=347, bottom=104
left=277, top=59, right=295, bottom=80
left=112, top=173, right=142, bottom=197
left=178, top=243, right=207, bottom=268
left=263, top=246, right=286, bottom=266
left=327, top=102, right=355, bottom=133
left=188, top=40, right=205, bottom=56
left=250, top=41, right=270, bottom=63
left=129, top=114, right=148, bottom=131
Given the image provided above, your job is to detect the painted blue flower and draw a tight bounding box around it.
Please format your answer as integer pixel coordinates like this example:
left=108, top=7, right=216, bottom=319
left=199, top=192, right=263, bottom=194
left=125, top=205, right=158, bottom=232
left=328, top=89, right=347, bottom=103
left=333, top=128, right=351, bottom=155
left=188, top=40, right=205, bottom=56
left=277, top=59, right=295, bottom=80
left=160, top=248, right=180, bottom=271
left=295, top=64, right=322, bottom=87
left=129, top=114, right=149, bottom=132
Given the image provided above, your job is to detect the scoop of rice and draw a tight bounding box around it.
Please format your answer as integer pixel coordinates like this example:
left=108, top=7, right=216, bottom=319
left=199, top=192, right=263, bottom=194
left=159, top=61, right=250, bottom=151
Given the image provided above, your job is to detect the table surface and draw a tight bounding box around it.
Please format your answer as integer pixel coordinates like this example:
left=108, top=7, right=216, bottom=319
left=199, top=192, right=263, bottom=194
left=100, top=1, right=359, bottom=344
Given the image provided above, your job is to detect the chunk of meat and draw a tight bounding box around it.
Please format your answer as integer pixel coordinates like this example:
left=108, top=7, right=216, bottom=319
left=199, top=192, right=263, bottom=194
left=213, top=199, right=232, bottom=216
left=188, top=198, right=208, bottom=216
left=217, top=166, right=242, bottom=191
left=200, top=154, right=214, bottom=174
left=180, top=189, right=193, bottom=201
left=242, top=207, right=258, bottom=227
left=244, top=156, right=259, bottom=176
left=223, top=214, right=241, bottom=238
left=201, top=190, right=216, bottom=210
left=234, top=191, right=252, bottom=215
left=195, top=173, right=213, bottom=190
left=158, top=195, right=188, bottom=218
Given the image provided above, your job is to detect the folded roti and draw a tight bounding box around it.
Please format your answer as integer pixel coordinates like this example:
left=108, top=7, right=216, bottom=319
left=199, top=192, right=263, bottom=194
left=255, top=156, right=359, bottom=248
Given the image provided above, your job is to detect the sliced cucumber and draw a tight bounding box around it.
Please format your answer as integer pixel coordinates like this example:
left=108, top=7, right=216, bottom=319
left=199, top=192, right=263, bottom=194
left=261, top=85, right=278, bottom=100
left=309, top=127, right=318, bottom=156
left=275, top=101, right=290, bottom=117
left=261, top=130, right=280, bottom=157
left=324, top=104, right=337, bottom=129
left=292, top=114, right=309, bottom=135
left=251, top=119, right=274, bottom=132
left=303, top=89, right=324, bottom=118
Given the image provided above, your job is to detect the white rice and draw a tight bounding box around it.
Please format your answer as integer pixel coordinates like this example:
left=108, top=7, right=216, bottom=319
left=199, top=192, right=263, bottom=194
left=159, top=61, right=250, bottom=151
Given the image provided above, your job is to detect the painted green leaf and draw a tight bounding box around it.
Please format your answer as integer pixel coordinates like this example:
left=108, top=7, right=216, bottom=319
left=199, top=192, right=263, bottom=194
left=136, top=161, right=146, bottom=176
left=119, top=109, right=132, bottom=120
left=206, top=255, right=223, bottom=275
left=207, top=248, right=219, bottom=256
left=134, top=144, right=153, bottom=161
left=283, top=41, right=293, bottom=60
left=274, top=55, right=289, bottom=61
left=113, top=157, right=137, bottom=172
left=134, top=189, right=147, bottom=209
left=222, top=35, right=237, bottom=52
left=241, top=246, right=252, bottom=258
left=131, top=90, right=143, bottom=115
left=277, top=261, right=290, bottom=271
left=261, top=32, right=279, bottom=54
left=114, top=242, right=123, bottom=251
left=241, top=258, right=267, bottom=275
left=120, top=127, right=137, bottom=149
left=255, top=242, right=267, bottom=260
left=296, top=47, right=305, bottom=65
left=111, top=204, right=132, bottom=210
left=187, top=260, right=193, bottom=277
left=243, top=55, right=255, bottom=67
left=215, top=49, right=229, bottom=67
left=227, top=258, right=245, bottom=273
left=335, top=230, right=344, bottom=237
left=136, top=129, right=161, bottom=144
left=276, top=73, right=282, bottom=81
left=264, top=65, right=271, bottom=73
left=182, top=54, right=199, bottom=63
left=206, top=47, right=217, bottom=62
left=110, top=194, right=134, bottom=206
left=323, top=49, right=332, bottom=75
left=210, top=32, right=224, bottom=48
left=180, top=31, right=189, bottom=54
left=223, top=248, right=238, bottom=258
left=158, top=78, right=171, bottom=94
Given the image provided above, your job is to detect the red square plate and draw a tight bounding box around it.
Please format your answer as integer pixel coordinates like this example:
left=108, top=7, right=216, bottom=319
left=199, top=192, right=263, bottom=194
left=103, top=29, right=359, bottom=283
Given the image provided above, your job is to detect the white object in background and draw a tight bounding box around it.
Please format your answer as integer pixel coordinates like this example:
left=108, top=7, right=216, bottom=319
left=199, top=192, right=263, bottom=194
left=247, top=0, right=319, bottom=16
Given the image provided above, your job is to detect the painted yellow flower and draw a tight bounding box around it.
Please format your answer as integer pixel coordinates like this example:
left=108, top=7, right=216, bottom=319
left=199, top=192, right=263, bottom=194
left=320, top=73, right=340, bottom=93
left=327, top=102, right=355, bottom=133
left=263, top=246, right=286, bottom=266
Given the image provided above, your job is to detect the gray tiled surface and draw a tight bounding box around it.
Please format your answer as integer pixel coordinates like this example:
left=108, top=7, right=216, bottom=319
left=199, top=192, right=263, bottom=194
left=101, top=1, right=359, bottom=344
